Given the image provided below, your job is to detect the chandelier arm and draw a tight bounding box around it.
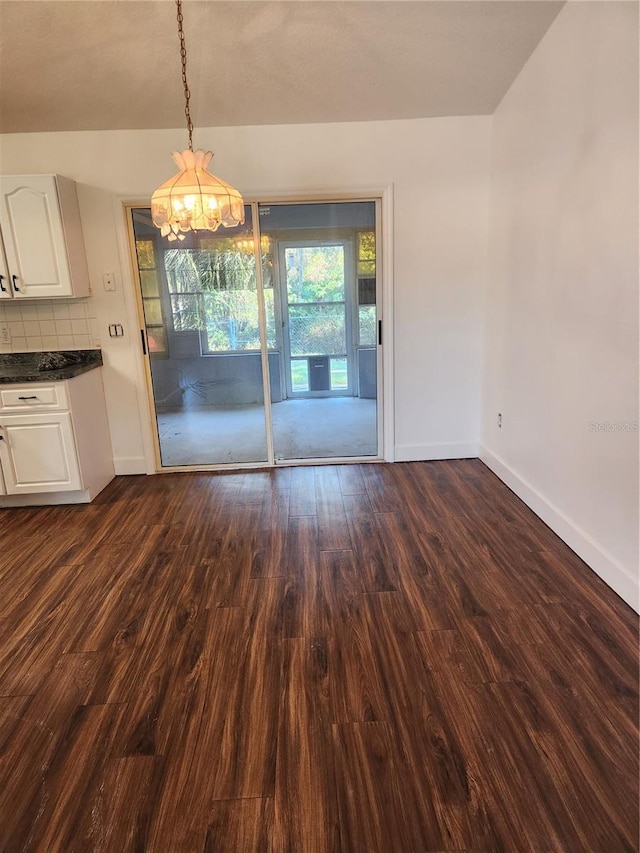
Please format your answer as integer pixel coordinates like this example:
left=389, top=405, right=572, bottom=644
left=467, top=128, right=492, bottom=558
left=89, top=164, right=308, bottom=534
left=176, top=0, right=194, bottom=151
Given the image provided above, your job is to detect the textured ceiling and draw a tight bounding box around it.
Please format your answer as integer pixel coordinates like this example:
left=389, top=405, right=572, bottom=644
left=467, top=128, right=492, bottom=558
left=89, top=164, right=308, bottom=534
left=0, top=1, right=565, bottom=134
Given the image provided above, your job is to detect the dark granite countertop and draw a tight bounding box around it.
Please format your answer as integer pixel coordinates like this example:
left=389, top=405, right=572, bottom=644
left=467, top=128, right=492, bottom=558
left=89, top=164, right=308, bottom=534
left=0, top=350, right=103, bottom=384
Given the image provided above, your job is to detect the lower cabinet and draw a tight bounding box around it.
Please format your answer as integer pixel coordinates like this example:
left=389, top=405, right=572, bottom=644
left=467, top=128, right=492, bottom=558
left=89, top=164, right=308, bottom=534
left=0, top=370, right=114, bottom=505
left=0, top=412, right=82, bottom=493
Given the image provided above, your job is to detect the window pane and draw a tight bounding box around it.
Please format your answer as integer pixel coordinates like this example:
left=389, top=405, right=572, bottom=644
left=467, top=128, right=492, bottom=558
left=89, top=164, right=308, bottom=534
left=358, top=278, right=376, bottom=306
left=357, top=231, right=376, bottom=277
left=170, top=293, right=202, bottom=331
left=288, top=304, right=346, bottom=356
left=147, top=326, right=167, bottom=354
left=290, top=359, right=309, bottom=392
left=140, top=269, right=160, bottom=297
left=136, top=239, right=156, bottom=270
left=162, top=239, right=275, bottom=352
left=285, top=246, right=345, bottom=303
left=164, top=248, right=257, bottom=295
left=263, top=288, right=276, bottom=349
left=330, top=357, right=348, bottom=390
left=203, top=291, right=262, bottom=352
left=358, top=231, right=375, bottom=258
left=358, top=306, right=377, bottom=346
left=358, top=259, right=376, bottom=277
left=142, top=297, right=163, bottom=326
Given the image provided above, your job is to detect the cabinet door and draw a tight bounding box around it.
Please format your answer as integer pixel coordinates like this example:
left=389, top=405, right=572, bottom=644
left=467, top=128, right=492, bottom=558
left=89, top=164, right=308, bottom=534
left=0, top=412, right=82, bottom=493
left=0, top=176, right=74, bottom=298
left=0, top=234, right=10, bottom=300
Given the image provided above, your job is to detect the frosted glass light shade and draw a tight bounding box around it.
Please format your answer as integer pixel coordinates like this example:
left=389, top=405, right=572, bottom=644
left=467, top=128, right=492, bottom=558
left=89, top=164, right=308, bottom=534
left=151, top=149, right=244, bottom=241
left=234, top=235, right=273, bottom=254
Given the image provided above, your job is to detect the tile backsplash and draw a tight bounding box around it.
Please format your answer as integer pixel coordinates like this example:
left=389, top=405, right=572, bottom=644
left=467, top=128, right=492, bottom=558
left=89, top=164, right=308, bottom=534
left=0, top=298, right=100, bottom=352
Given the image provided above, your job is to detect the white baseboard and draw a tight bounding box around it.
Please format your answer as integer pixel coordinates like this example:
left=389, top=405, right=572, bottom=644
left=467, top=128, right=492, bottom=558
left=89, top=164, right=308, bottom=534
left=480, top=445, right=639, bottom=612
left=394, top=441, right=479, bottom=462
left=0, top=489, right=92, bottom=507
left=113, top=456, right=148, bottom=475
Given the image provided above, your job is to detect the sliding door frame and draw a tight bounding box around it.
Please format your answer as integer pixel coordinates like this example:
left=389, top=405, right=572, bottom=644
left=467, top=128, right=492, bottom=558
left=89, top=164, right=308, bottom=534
left=119, top=186, right=395, bottom=472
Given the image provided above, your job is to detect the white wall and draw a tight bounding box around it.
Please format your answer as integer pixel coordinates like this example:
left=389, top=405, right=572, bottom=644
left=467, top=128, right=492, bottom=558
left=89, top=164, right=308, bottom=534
left=0, top=116, right=491, bottom=471
left=482, top=2, right=639, bottom=609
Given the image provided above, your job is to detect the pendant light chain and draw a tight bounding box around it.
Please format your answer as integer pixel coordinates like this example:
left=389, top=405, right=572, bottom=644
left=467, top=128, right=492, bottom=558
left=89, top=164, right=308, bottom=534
left=151, top=0, right=245, bottom=239
left=176, top=0, right=194, bottom=151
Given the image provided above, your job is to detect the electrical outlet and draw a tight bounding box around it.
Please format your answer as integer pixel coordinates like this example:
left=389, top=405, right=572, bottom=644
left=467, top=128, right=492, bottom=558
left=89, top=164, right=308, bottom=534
left=497, top=412, right=502, bottom=429
left=0, top=325, right=10, bottom=345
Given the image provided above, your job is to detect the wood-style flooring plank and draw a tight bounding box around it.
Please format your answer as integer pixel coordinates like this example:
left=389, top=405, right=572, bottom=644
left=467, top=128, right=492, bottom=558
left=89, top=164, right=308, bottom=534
left=360, top=462, right=405, bottom=513
left=0, top=695, right=32, bottom=755
left=0, top=561, right=115, bottom=696
left=0, top=652, right=101, bottom=846
left=201, top=536, right=253, bottom=610
left=2, top=701, right=124, bottom=852
left=337, top=463, right=366, bottom=495
left=327, top=593, right=394, bottom=725
left=346, top=597, right=485, bottom=849
left=144, top=607, right=240, bottom=851
left=344, top=511, right=397, bottom=593
left=288, top=465, right=317, bottom=517
left=92, top=755, right=163, bottom=853
left=373, top=510, right=465, bottom=629
left=488, top=678, right=638, bottom=850
left=204, top=798, right=274, bottom=853
left=390, top=461, right=468, bottom=521
left=88, top=555, right=206, bottom=707
left=273, top=638, right=338, bottom=852
left=239, top=469, right=280, bottom=503
left=207, top=629, right=280, bottom=801
left=249, top=488, right=290, bottom=578
left=332, top=720, right=443, bottom=852
left=341, top=491, right=374, bottom=517
left=315, top=466, right=352, bottom=551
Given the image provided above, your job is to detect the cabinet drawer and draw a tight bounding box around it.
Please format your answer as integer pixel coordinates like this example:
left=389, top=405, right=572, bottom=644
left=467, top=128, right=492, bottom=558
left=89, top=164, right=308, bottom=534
left=0, top=382, right=69, bottom=412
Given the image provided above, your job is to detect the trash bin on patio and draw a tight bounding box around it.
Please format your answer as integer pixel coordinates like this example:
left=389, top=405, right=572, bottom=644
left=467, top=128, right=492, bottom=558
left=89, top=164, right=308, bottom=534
left=308, top=356, right=330, bottom=391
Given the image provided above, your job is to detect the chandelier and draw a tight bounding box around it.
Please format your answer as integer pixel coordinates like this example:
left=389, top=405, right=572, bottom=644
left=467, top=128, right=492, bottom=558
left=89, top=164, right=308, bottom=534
left=151, top=0, right=245, bottom=242
left=234, top=235, right=273, bottom=255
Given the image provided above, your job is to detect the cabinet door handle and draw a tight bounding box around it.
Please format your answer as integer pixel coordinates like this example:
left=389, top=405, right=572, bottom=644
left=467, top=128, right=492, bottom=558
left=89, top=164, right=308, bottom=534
left=18, top=395, right=38, bottom=400
left=11, top=275, right=19, bottom=292
left=0, top=275, right=6, bottom=293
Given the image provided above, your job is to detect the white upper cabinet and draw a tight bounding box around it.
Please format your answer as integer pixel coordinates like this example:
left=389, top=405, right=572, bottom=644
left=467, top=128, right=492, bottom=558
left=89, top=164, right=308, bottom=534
left=0, top=230, right=10, bottom=299
left=0, top=175, right=90, bottom=299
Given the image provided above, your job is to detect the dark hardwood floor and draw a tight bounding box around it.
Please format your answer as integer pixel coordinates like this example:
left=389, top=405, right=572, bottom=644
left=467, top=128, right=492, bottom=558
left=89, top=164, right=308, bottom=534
left=0, top=459, right=637, bottom=852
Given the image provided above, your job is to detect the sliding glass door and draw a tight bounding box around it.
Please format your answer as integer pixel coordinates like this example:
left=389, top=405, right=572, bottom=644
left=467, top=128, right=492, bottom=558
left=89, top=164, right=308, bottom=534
left=259, top=201, right=378, bottom=462
left=131, top=206, right=272, bottom=467
left=130, top=199, right=381, bottom=469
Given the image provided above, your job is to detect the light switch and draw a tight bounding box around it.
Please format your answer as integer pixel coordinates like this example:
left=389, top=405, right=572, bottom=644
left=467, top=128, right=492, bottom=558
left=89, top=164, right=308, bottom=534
left=103, top=272, right=116, bottom=291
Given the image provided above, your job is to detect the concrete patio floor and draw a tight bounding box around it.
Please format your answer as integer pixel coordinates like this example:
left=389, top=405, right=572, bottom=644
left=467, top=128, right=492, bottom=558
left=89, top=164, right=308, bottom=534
left=156, top=397, right=378, bottom=467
